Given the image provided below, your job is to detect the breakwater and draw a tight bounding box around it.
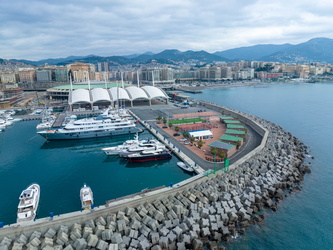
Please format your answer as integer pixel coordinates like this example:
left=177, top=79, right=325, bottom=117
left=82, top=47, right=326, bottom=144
left=0, top=102, right=310, bottom=249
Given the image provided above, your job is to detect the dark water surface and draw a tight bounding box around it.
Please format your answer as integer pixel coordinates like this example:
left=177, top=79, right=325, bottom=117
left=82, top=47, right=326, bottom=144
left=186, top=82, right=333, bottom=249
left=0, top=125, right=192, bottom=224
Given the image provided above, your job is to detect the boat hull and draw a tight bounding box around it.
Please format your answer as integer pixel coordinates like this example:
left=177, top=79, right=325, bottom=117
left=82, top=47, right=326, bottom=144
left=17, top=184, right=40, bottom=223
left=126, top=152, right=172, bottom=162
left=38, top=127, right=142, bottom=140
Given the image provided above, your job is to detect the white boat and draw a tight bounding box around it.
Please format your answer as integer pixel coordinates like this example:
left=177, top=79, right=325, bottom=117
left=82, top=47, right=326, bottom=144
left=118, top=140, right=165, bottom=157
left=177, top=161, right=194, bottom=172
left=37, top=108, right=142, bottom=140
left=125, top=148, right=172, bottom=162
left=101, top=133, right=140, bottom=155
left=80, top=184, right=94, bottom=210
left=17, top=183, right=40, bottom=223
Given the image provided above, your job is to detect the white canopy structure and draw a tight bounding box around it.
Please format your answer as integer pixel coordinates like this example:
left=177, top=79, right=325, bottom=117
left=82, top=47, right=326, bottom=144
left=189, top=130, right=213, bottom=141
left=68, top=85, right=169, bottom=110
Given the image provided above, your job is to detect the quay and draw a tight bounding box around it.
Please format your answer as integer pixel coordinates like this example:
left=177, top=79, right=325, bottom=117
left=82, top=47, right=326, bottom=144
left=0, top=100, right=310, bottom=249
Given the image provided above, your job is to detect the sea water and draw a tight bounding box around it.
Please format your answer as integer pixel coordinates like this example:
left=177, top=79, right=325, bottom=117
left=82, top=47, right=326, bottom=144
left=186, top=82, right=333, bottom=249
left=0, top=124, right=193, bottom=225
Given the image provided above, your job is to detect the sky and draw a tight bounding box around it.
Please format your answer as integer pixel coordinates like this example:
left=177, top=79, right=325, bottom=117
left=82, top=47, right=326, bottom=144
left=1, top=0, right=333, bottom=61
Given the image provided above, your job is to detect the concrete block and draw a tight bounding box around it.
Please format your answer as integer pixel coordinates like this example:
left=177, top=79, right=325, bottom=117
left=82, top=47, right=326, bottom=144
left=176, top=242, right=186, bottom=250
left=73, top=238, right=87, bottom=250
left=129, top=219, right=141, bottom=230
left=172, top=226, right=183, bottom=238
left=82, top=226, right=93, bottom=239
left=85, top=219, right=95, bottom=229
left=130, top=238, right=139, bottom=248
left=71, top=223, right=82, bottom=231
left=69, top=228, right=82, bottom=242
left=41, top=237, right=54, bottom=248
left=128, top=229, right=139, bottom=239
left=0, top=245, right=8, bottom=250
left=163, top=220, right=173, bottom=229
left=159, top=226, right=169, bottom=237
left=101, top=229, right=113, bottom=241
left=192, top=238, right=203, bottom=250
left=11, top=242, right=23, bottom=250
left=96, top=216, right=107, bottom=226
left=200, top=218, right=209, bottom=227
left=87, top=234, right=98, bottom=247
left=201, top=227, right=211, bottom=237
left=153, top=210, right=164, bottom=221
left=125, top=207, right=135, bottom=216
left=94, top=224, right=105, bottom=237
left=108, top=243, right=118, bottom=250
left=58, top=225, right=68, bottom=235
left=29, top=237, right=41, bottom=247
left=0, top=237, right=12, bottom=247
left=167, top=231, right=177, bottom=243
left=96, top=239, right=108, bottom=250
left=150, top=245, right=162, bottom=250
left=180, top=234, right=191, bottom=244
left=117, top=219, right=127, bottom=232
left=139, top=225, right=151, bottom=237
left=147, top=219, right=159, bottom=231
left=138, top=239, right=151, bottom=249
left=63, top=245, right=73, bottom=250
left=107, top=213, right=117, bottom=223
left=150, top=232, right=160, bottom=245
left=70, top=228, right=82, bottom=241
left=111, top=233, right=123, bottom=244
left=44, top=228, right=57, bottom=239
left=29, top=231, right=42, bottom=242
left=158, top=236, right=168, bottom=249
left=56, top=232, right=68, bottom=246
left=179, top=222, right=189, bottom=232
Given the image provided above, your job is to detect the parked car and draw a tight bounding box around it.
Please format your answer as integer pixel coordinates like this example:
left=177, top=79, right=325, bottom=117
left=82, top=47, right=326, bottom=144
left=184, top=141, right=190, bottom=145
left=173, top=133, right=180, bottom=136
left=179, top=138, right=187, bottom=142
left=162, top=126, right=168, bottom=128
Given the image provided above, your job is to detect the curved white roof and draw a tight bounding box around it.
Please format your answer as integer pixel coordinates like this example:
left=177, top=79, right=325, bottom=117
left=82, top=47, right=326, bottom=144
left=125, top=86, right=149, bottom=100
left=141, top=86, right=169, bottom=99
left=70, top=89, right=91, bottom=104
left=91, top=88, right=111, bottom=103
left=108, top=87, right=131, bottom=101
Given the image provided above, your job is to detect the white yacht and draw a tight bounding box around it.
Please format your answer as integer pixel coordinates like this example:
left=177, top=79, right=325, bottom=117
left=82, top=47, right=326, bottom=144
left=37, top=109, right=142, bottom=140
left=177, top=161, right=194, bottom=172
left=118, top=139, right=166, bottom=157
left=17, top=183, right=40, bottom=223
left=101, top=133, right=140, bottom=155
left=80, top=184, right=94, bottom=210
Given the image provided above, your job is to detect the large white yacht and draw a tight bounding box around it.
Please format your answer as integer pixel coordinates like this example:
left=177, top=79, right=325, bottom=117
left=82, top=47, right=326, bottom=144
left=37, top=109, right=142, bottom=140
left=101, top=133, right=140, bottom=155
left=17, top=183, right=40, bottom=223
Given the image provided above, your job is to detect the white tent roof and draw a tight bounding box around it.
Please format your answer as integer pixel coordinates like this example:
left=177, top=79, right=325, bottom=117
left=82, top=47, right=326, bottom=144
left=108, top=87, right=131, bottom=101
left=125, top=86, right=149, bottom=100
left=70, top=89, right=91, bottom=104
left=189, top=130, right=213, bottom=138
left=141, top=86, right=169, bottom=99
left=91, top=88, right=111, bottom=103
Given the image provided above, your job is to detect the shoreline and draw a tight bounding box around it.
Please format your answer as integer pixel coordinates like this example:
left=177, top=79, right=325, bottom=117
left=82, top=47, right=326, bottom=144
left=0, top=100, right=311, bottom=249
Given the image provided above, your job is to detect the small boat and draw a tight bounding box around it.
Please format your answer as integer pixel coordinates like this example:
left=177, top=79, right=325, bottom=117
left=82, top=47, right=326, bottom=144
left=177, top=161, right=194, bottom=172
left=125, top=148, right=172, bottom=162
left=17, top=183, right=40, bottom=223
left=80, top=184, right=94, bottom=210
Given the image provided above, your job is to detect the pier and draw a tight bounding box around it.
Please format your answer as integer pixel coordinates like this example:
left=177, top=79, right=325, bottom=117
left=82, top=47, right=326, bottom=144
left=0, top=101, right=310, bottom=249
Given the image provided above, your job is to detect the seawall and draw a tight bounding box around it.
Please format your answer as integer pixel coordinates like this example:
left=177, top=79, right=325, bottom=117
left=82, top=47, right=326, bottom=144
left=0, top=102, right=310, bottom=249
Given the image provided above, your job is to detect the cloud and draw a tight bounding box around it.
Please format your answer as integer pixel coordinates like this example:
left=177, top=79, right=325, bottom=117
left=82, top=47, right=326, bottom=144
left=1, top=0, right=333, bottom=60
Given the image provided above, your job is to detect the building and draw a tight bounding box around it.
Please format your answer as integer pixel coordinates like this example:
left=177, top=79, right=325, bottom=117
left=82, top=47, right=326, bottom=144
left=36, top=70, right=54, bottom=82
left=18, top=68, right=36, bottom=83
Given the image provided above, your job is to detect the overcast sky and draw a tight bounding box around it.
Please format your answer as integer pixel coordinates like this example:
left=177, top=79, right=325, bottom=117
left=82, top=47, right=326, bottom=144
left=1, top=0, right=333, bottom=60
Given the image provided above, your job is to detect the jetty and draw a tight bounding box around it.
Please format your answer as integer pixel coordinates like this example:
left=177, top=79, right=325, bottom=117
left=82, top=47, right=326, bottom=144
left=0, top=100, right=310, bottom=249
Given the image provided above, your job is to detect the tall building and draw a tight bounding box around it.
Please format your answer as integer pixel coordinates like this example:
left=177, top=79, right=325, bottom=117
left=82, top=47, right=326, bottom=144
left=55, top=67, right=69, bottom=82
left=36, top=69, right=53, bottom=82
left=70, top=63, right=94, bottom=82
left=18, top=68, right=36, bottom=83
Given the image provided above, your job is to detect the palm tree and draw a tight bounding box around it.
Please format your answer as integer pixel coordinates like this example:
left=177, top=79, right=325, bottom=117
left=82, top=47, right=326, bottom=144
left=218, top=150, right=226, bottom=160
left=190, top=135, right=195, bottom=144
left=197, top=139, right=204, bottom=149
left=175, top=126, right=180, bottom=133
left=156, top=116, right=162, bottom=124
left=183, top=131, right=189, bottom=138
left=163, top=118, right=167, bottom=124
left=168, top=122, right=173, bottom=129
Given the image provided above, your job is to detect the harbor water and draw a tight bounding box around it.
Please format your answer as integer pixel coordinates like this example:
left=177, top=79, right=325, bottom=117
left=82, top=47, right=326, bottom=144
left=0, top=125, right=193, bottom=225
left=186, top=82, right=333, bottom=249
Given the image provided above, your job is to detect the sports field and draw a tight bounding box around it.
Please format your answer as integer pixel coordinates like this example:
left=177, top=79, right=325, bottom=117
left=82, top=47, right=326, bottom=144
left=169, top=117, right=206, bottom=125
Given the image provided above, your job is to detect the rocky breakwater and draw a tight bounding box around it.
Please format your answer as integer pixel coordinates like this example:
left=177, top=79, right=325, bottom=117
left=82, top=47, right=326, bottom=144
left=0, top=114, right=310, bottom=250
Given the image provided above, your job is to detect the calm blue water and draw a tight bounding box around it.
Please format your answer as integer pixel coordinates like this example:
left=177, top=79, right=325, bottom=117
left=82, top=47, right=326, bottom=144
left=186, top=82, right=333, bottom=249
left=0, top=124, right=193, bottom=225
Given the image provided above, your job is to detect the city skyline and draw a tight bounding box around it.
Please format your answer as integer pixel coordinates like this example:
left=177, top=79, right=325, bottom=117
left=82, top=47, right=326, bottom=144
left=2, top=0, right=333, bottom=61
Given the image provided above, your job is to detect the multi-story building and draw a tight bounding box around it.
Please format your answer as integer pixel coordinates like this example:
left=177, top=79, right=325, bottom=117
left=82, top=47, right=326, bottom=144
left=54, top=67, right=69, bottom=82
left=221, top=66, right=232, bottom=79
left=36, top=69, right=54, bottom=82
left=18, top=68, right=37, bottom=83
left=70, top=63, right=95, bottom=82
left=0, top=73, right=17, bottom=83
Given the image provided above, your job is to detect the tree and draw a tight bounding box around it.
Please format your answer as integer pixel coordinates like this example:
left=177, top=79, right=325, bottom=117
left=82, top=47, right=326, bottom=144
left=156, top=116, right=162, bottom=123
left=183, top=131, right=189, bottom=138
left=168, top=122, right=173, bottom=129
left=197, top=139, right=204, bottom=149
left=218, top=150, right=226, bottom=160
left=211, top=147, right=217, bottom=156
left=175, top=126, right=180, bottom=133
left=236, top=140, right=242, bottom=149
left=190, top=135, right=195, bottom=143
left=163, top=118, right=167, bottom=124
